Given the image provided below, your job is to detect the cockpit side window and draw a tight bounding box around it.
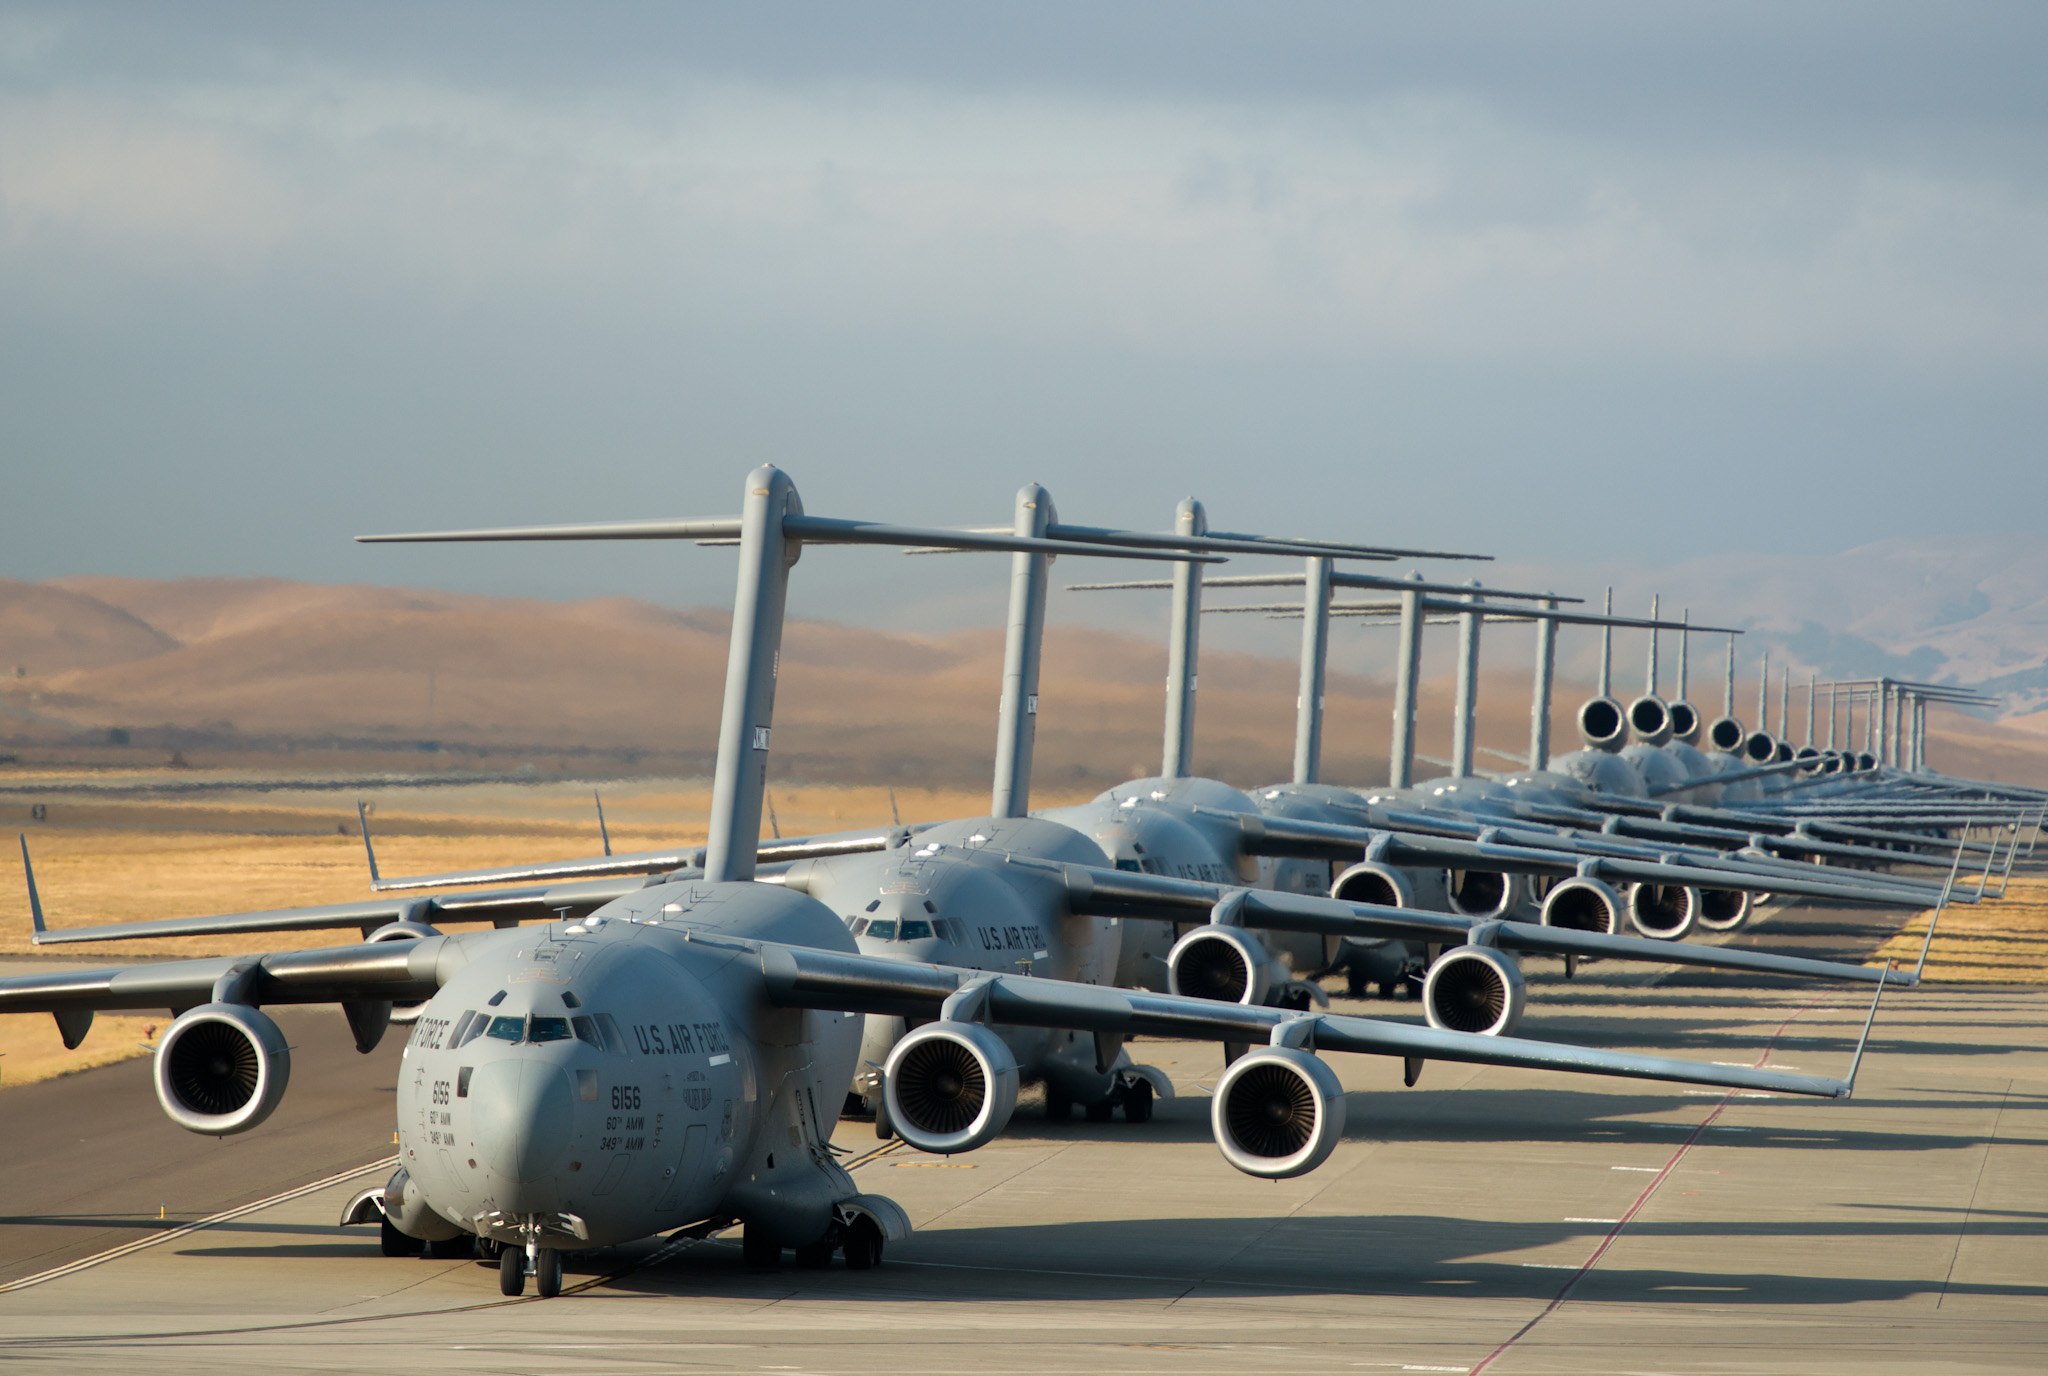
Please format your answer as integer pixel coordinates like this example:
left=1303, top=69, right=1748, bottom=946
left=452, top=1012, right=487, bottom=1048
left=485, top=1015, right=525, bottom=1043
left=571, top=1015, right=602, bottom=1047
left=448, top=1010, right=475, bottom=1046
left=594, top=1012, right=628, bottom=1054
left=849, top=917, right=870, bottom=936
left=529, top=1016, right=572, bottom=1043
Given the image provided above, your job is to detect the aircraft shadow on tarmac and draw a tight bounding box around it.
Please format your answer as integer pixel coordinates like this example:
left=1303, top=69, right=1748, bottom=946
left=987, top=1086, right=2033, bottom=1155
left=573, top=1213, right=2048, bottom=1308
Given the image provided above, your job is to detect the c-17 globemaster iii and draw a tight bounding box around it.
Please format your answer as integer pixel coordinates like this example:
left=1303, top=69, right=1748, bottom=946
left=4, top=468, right=1889, bottom=1300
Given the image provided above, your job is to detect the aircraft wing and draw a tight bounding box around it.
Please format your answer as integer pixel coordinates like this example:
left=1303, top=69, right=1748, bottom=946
left=758, top=943, right=1864, bottom=1099
left=1047, top=861, right=1914, bottom=987
left=23, top=868, right=644, bottom=946
left=0, top=935, right=467, bottom=1013
left=1219, top=811, right=1940, bottom=908
left=363, top=829, right=913, bottom=893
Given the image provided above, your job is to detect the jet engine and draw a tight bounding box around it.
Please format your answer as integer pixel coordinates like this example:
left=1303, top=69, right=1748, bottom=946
left=1695, top=888, right=1751, bottom=932
left=1329, top=860, right=1415, bottom=910
left=1577, top=697, right=1627, bottom=752
left=1626, top=883, right=1698, bottom=940
left=882, top=1021, right=1020, bottom=1155
left=1166, top=925, right=1275, bottom=1006
left=1626, top=695, right=1673, bottom=747
left=1706, top=717, right=1746, bottom=753
left=1668, top=701, right=1701, bottom=743
left=1446, top=869, right=1523, bottom=920
left=1539, top=876, right=1623, bottom=935
left=1421, top=945, right=1527, bottom=1036
left=154, top=1002, right=291, bottom=1135
left=1743, top=731, right=1779, bottom=765
left=1211, top=1047, right=1347, bottom=1179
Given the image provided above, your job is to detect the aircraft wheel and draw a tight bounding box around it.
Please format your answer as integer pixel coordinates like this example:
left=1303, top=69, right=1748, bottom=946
left=427, top=1234, right=474, bottom=1260
left=498, top=1246, right=525, bottom=1296
left=379, top=1216, right=422, bottom=1257
left=534, top=1247, right=563, bottom=1299
left=1045, top=1086, right=1072, bottom=1121
left=1085, top=1100, right=1115, bottom=1123
left=842, top=1217, right=884, bottom=1270
left=476, top=1237, right=503, bottom=1261
left=1378, top=979, right=1399, bottom=1001
left=1121, top=1078, right=1154, bottom=1124
left=742, top=1226, right=781, bottom=1270
left=794, top=1237, right=836, bottom=1269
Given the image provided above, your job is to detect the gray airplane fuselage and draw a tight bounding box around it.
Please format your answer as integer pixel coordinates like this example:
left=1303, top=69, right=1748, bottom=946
left=396, top=878, right=864, bottom=1254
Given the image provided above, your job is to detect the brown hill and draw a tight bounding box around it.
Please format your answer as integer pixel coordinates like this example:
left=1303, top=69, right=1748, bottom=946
left=4, top=575, right=2045, bottom=791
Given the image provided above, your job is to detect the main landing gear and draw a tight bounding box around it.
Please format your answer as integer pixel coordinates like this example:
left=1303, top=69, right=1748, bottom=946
left=742, top=1216, right=885, bottom=1272
left=1045, top=1073, right=1153, bottom=1124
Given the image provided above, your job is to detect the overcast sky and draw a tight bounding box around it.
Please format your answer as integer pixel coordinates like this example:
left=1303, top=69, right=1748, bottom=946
left=3, top=2, right=2045, bottom=638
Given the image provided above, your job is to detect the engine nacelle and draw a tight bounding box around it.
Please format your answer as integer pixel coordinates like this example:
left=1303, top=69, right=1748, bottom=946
left=1695, top=888, right=1751, bottom=932
left=1446, top=869, right=1523, bottom=920
left=1422, top=945, right=1528, bottom=1036
left=1706, top=717, right=1746, bottom=753
left=1211, top=1047, right=1347, bottom=1179
left=882, top=1021, right=1020, bottom=1155
left=1167, top=925, right=1273, bottom=1006
left=1743, top=731, right=1779, bottom=764
left=1668, top=700, right=1702, bottom=744
left=1577, top=697, right=1627, bottom=753
left=1330, top=861, right=1415, bottom=910
left=1626, top=883, right=1697, bottom=940
left=1539, top=876, right=1623, bottom=935
left=154, top=1002, right=291, bottom=1135
left=1626, top=695, right=1673, bottom=747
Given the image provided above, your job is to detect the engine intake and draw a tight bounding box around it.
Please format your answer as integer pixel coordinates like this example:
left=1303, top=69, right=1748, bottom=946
left=1577, top=697, right=1627, bottom=753
left=154, top=1002, right=291, bottom=1135
left=1626, top=883, right=1697, bottom=940
left=1167, top=926, right=1273, bottom=1006
left=1626, top=695, right=1673, bottom=746
left=1422, top=945, right=1527, bottom=1036
left=1695, top=888, right=1751, bottom=932
left=1539, top=877, right=1622, bottom=935
left=1211, top=1047, right=1347, bottom=1178
left=1446, top=869, right=1522, bottom=920
left=882, top=1021, right=1019, bottom=1155
left=1330, top=861, right=1413, bottom=910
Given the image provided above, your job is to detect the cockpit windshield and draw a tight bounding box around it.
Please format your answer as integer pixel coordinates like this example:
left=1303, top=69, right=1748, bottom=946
left=485, top=1015, right=525, bottom=1043
left=528, top=1016, right=572, bottom=1042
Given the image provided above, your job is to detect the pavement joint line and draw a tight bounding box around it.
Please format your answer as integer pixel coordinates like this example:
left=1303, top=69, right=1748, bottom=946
left=0, top=1155, right=400, bottom=1295
left=1469, top=992, right=1836, bottom=1375
left=1935, top=1076, right=2013, bottom=1309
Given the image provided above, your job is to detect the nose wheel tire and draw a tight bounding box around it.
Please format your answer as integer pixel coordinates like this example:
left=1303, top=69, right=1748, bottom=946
left=1121, top=1078, right=1154, bottom=1124
left=498, top=1246, right=525, bottom=1296
left=534, top=1247, right=563, bottom=1299
left=842, top=1216, right=884, bottom=1270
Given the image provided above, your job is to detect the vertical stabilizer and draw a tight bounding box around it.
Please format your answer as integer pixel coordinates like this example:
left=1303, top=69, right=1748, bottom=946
left=1292, top=556, right=1333, bottom=784
left=1528, top=595, right=1559, bottom=771
left=1645, top=593, right=1660, bottom=696
left=1596, top=587, right=1613, bottom=698
left=1451, top=581, right=1483, bottom=778
left=992, top=484, right=1053, bottom=818
left=1160, top=498, right=1206, bottom=779
left=704, top=466, right=802, bottom=882
left=1390, top=571, right=1426, bottom=788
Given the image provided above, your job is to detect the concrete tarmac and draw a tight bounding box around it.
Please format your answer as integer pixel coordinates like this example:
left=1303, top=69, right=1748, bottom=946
left=2, top=906, right=2044, bottom=1374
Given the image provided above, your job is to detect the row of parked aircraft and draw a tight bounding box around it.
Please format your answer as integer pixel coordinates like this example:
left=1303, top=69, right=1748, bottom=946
left=5, top=465, right=2037, bottom=1298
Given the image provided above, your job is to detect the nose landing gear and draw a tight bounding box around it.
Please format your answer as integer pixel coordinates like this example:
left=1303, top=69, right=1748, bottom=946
left=499, top=1241, right=563, bottom=1298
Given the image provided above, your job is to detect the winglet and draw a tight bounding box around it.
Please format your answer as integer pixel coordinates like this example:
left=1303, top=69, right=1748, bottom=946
left=21, top=834, right=47, bottom=942
left=356, top=800, right=381, bottom=885
left=594, top=790, right=612, bottom=857
left=1839, top=960, right=1891, bottom=1100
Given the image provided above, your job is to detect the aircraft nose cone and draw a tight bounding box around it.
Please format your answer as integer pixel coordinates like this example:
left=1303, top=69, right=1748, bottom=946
left=468, top=1059, right=574, bottom=1183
